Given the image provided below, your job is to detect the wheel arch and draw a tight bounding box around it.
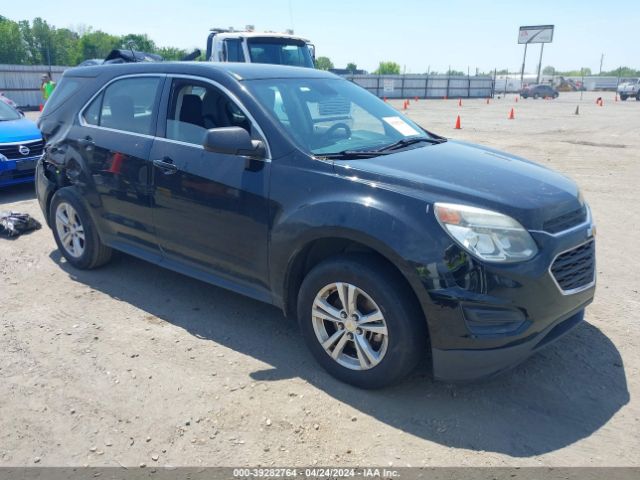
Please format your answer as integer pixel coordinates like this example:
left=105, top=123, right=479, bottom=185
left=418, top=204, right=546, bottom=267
left=279, top=231, right=432, bottom=342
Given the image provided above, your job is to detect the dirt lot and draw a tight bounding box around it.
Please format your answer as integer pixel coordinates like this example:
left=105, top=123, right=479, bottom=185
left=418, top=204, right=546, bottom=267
left=1, top=92, right=638, bottom=467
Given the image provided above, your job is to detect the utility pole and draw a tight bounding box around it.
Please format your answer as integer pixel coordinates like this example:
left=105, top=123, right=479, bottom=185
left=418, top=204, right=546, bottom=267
left=536, top=43, right=544, bottom=83
left=520, top=43, right=528, bottom=88
left=599, top=53, right=604, bottom=74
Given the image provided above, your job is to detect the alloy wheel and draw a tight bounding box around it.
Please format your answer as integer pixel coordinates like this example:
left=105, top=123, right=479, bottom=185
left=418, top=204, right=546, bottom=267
left=311, top=282, right=389, bottom=370
left=55, top=202, right=86, bottom=258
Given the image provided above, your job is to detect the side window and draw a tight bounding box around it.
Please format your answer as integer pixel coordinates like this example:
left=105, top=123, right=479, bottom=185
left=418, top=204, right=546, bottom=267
left=92, top=77, right=161, bottom=135
left=83, top=92, right=103, bottom=126
left=166, top=80, right=252, bottom=145
left=224, top=39, right=245, bottom=62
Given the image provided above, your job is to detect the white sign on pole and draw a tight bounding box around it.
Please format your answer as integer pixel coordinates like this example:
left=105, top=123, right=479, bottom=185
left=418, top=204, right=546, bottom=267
left=383, top=79, right=395, bottom=93
left=518, top=25, right=554, bottom=44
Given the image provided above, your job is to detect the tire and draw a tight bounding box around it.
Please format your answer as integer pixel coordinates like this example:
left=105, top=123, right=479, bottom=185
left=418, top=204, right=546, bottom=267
left=533, top=93, right=540, bottom=99
left=297, top=254, right=427, bottom=389
left=636, top=93, right=640, bottom=101
left=50, top=187, right=112, bottom=269
left=620, top=94, right=628, bottom=101
left=553, top=93, right=559, bottom=99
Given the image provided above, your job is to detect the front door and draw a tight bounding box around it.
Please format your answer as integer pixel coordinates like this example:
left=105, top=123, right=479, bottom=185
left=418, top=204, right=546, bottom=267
left=77, top=75, right=164, bottom=254
left=149, top=77, right=271, bottom=299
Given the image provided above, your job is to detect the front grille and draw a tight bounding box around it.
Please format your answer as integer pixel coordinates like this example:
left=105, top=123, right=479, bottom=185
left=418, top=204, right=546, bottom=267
left=551, top=240, right=595, bottom=292
left=0, top=139, right=44, bottom=160
left=543, top=206, right=587, bottom=234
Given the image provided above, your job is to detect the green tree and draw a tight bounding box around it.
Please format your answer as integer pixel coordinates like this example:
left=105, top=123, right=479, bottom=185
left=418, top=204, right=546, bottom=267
left=374, top=61, right=400, bottom=75
left=346, top=62, right=358, bottom=73
left=0, top=17, right=28, bottom=64
left=601, top=66, right=640, bottom=77
left=315, top=56, right=334, bottom=70
left=157, top=46, right=189, bottom=61
left=542, top=65, right=556, bottom=75
left=121, top=33, right=156, bottom=52
left=78, top=30, right=120, bottom=60
left=52, top=28, right=80, bottom=65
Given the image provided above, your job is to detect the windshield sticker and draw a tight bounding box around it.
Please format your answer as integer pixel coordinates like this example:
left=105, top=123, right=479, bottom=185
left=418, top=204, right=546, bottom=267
left=383, top=116, right=420, bottom=137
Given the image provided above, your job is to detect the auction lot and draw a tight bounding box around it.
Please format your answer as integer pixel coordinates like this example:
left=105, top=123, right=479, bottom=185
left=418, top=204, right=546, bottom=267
left=1, top=91, right=638, bottom=467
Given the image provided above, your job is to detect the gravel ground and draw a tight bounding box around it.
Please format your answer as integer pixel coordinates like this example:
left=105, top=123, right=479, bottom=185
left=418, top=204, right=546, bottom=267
left=0, top=91, right=638, bottom=467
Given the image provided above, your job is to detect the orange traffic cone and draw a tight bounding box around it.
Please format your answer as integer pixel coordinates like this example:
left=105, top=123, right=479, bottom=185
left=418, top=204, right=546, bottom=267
left=454, top=115, right=461, bottom=129
left=39, top=104, right=43, bottom=111
left=508, top=108, right=515, bottom=120
left=486, top=98, right=490, bottom=104
left=403, top=100, right=408, bottom=110
left=615, top=94, right=618, bottom=102
left=383, top=96, right=387, bottom=102
left=458, top=98, right=462, bottom=107
left=515, top=96, right=519, bottom=103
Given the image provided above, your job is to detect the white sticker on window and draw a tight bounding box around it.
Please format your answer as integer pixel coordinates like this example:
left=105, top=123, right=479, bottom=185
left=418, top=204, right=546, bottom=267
left=382, top=116, right=420, bottom=137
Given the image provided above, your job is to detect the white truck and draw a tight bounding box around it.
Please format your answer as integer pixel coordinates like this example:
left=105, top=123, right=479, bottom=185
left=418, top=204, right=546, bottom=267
left=205, top=26, right=315, bottom=68
left=617, top=79, right=640, bottom=101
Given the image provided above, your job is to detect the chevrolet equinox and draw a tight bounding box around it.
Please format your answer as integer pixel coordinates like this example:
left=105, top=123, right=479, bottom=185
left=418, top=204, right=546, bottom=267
left=36, top=63, right=596, bottom=388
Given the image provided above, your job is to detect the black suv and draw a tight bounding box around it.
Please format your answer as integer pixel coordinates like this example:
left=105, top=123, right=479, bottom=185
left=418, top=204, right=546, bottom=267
left=521, top=84, right=559, bottom=99
left=36, top=63, right=596, bottom=388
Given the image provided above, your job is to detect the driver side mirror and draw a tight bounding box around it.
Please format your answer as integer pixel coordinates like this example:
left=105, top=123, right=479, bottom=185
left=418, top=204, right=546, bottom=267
left=203, top=127, right=267, bottom=160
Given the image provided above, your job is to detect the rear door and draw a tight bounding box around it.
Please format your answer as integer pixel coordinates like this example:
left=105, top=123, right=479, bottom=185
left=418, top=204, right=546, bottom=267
left=149, top=76, right=272, bottom=299
left=76, top=75, right=164, bottom=254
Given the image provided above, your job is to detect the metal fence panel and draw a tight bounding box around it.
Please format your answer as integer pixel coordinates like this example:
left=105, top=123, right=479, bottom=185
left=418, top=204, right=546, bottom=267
left=345, top=74, right=494, bottom=99
left=0, top=64, right=69, bottom=108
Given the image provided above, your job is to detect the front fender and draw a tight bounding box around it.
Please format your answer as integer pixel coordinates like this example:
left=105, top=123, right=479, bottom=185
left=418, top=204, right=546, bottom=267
left=268, top=181, right=446, bottom=320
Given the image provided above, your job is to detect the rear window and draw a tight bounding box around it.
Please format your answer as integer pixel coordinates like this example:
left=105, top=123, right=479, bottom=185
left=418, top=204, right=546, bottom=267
left=42, top=77, right=85, bottom=114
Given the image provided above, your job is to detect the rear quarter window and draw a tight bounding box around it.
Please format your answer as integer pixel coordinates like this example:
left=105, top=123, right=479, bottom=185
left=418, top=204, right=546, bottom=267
left=42, top=77, right=85, bottom=114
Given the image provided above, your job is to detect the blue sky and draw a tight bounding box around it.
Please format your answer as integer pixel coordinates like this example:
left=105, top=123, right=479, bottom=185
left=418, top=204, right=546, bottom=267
left=3, top=0, right=638, bottom=72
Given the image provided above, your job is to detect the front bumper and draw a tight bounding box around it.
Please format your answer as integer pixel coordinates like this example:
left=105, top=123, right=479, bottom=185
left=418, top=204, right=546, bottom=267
left=414, top=209, right=596, bottom=382
left=432, top=306, right=587, bottom=381
left=0, top=155, right=39, bottom=187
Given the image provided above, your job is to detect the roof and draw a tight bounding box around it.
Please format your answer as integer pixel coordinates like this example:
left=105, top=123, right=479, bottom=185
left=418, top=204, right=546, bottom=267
left=64, top=62, right=338, bottom=81
left=214, top=31, right=310, bottom=42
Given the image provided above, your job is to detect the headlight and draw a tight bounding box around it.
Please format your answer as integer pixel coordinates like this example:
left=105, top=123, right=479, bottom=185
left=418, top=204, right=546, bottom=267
left=434, top=203, right=538, bottom=263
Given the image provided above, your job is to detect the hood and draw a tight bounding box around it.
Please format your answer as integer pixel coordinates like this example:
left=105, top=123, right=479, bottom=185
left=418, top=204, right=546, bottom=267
left=332, top=140, right=583, bottom=229
left=0, top=117, right=42, bottom=144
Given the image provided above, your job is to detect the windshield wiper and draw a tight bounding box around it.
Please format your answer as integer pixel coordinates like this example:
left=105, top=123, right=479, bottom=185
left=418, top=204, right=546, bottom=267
left=375, top=137, right=446, bottom=152
left=317, top=150, right=394, bottom=160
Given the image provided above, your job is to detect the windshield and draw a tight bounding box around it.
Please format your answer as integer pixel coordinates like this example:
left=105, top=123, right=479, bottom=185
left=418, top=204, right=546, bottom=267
left=0, top=100, right=21, bottom=121
left=247, top=38, right=314, bottom=68
left=245, top=78, right=436, bottom=156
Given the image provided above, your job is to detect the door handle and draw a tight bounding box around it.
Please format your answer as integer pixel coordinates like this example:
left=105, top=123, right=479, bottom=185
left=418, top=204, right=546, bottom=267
left=152, top=157, right=178, bottom=174
left=78, top=136, right=94, bottom=151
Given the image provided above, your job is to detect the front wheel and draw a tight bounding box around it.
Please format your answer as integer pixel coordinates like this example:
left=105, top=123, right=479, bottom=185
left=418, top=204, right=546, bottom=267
left=620, top=94, right=628, bottom=101
left=297, top=255, right=427, bottom=389
left=50, top=187, right=112, bottom=269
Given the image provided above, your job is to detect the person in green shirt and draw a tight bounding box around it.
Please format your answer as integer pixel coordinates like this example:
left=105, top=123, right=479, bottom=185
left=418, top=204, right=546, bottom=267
left=41, top=74, right=56, bottom=103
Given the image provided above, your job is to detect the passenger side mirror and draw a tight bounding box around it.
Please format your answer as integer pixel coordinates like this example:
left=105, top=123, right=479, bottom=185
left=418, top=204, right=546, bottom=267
left=203, top=127, right=266, bottom=160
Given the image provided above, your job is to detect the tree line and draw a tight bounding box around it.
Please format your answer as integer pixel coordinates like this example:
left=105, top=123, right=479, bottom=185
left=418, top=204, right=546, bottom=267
left=2, top=16, right=638, bottom=77
left=0, top=16, right=195, bottom=65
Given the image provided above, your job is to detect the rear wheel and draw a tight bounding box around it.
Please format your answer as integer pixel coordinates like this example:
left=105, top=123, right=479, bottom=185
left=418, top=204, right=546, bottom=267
left=297, top=255, right=426, bottom=389
left=620, top=94, right=628, bottom=101
left=50, top=188, right=112, bottom=269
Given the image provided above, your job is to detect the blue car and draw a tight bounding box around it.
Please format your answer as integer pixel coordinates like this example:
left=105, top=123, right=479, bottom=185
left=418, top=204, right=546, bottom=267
left=0, top=101, right=43, bottom=188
